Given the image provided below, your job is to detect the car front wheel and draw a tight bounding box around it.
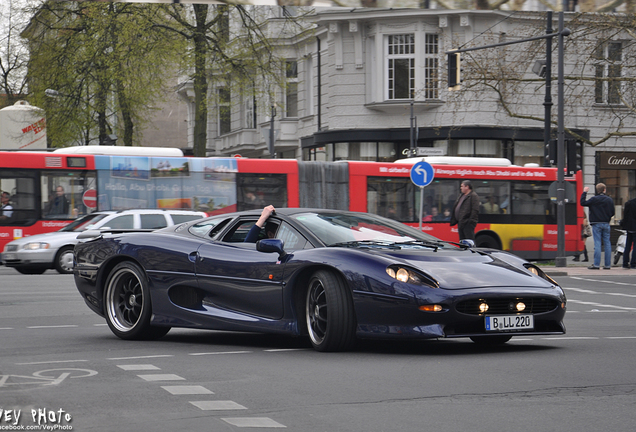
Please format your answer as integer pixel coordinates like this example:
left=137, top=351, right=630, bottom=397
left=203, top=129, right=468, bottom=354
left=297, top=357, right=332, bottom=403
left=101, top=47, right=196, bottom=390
left=54, top=246, right=75, bottom=274
left=104, top=261, right=170, bottom=340
left=305, top=269, right=356, bottom=352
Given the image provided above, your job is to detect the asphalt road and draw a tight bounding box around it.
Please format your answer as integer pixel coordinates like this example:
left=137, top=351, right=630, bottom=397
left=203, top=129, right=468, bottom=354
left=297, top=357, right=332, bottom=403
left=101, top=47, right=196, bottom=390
left=1, top=266, right=634, bottom=432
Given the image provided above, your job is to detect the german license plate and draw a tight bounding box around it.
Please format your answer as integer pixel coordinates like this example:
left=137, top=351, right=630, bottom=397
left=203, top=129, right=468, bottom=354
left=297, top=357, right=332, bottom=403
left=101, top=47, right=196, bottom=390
left=3, top=253, right=16, bottom=260
left=485, top=315, right=534, bottom=331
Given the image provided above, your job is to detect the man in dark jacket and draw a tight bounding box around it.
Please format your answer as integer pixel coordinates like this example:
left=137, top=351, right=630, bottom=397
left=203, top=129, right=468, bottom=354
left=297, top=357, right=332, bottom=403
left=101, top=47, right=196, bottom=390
left=621, top=196, right=636, bottom=269
left=580, top=183, right=615, bottom=269
left=450, top=180, right=480, bottom=241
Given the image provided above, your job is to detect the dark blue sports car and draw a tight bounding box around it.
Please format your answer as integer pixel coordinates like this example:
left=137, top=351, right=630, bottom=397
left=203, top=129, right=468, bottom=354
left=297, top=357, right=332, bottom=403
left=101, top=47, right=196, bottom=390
left=73, top=208, right=566, bottom=352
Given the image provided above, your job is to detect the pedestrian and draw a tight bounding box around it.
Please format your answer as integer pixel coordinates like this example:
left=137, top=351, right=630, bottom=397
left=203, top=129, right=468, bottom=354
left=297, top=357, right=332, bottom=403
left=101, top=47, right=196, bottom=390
left=580, top=183, right=615, bottom=270
left=0, top=191, right=14, bottom=222
left=450, top=180, right=480, bottom=241
left=573, top=214, right=591, bottom=262
left=620, top=195, right=636, bottom=269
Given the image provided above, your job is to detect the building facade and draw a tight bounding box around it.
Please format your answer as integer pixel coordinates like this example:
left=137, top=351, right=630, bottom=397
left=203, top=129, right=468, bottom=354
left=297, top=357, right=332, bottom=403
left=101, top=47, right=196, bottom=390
left=188, top=8, right=635, bottom=214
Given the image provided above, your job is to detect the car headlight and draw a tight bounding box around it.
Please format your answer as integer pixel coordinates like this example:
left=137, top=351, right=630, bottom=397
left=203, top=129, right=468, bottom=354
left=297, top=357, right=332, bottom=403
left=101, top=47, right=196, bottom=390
left=524, top=264, right=558, bottom=286
left=386, top=265, right=439, bottom=288
left=24, top=242, right=50, bottom=250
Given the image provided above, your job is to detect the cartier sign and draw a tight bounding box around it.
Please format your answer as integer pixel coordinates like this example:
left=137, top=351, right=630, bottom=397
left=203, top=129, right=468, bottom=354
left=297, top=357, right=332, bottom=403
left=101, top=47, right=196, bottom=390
left=599, top=152, right=636, bottom=170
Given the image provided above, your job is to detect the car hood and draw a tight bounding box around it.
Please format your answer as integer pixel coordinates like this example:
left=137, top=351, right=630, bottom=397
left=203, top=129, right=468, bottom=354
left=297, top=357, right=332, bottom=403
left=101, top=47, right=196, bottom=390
left=373, top=248, right=552, bottom=289
left=6, top=231, right=80, bottom=246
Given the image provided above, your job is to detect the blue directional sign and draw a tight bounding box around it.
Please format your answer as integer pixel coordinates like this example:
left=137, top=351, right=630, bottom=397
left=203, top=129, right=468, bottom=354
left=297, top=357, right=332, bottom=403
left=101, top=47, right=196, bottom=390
left=410, top=161, right=435, bottom=187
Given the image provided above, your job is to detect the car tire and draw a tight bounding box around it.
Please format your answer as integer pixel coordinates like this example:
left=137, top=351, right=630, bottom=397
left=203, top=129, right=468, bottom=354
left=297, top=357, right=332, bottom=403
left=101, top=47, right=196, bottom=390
left=305, top=269, right=356, bottom=352
left=475, top=234, right=500, bottom=250
left=15, top=266, right=47, bottom=275
left=469, top=335, right=512, bottom=345
left=104, top=261, right=170, bottom=340
left=54, top=246, right=75, bottom=274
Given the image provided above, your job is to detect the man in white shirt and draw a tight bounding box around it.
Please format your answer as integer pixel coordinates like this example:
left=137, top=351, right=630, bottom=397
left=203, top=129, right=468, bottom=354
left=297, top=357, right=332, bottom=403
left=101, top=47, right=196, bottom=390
left=0, top=191, right=13, bottom=221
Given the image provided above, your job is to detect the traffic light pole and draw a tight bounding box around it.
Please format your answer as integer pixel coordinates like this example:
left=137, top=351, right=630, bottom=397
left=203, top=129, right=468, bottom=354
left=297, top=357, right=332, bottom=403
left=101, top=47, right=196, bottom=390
left=555, top=12, right=567, bottom=267
left=446, top=12, right=571, bottom=267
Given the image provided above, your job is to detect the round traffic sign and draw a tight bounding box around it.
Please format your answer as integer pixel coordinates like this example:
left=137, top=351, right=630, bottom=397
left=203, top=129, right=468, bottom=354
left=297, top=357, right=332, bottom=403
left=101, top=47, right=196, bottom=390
left=410, top=161, right=435, bottom=187
left=83, top=188, right=97, bottom=208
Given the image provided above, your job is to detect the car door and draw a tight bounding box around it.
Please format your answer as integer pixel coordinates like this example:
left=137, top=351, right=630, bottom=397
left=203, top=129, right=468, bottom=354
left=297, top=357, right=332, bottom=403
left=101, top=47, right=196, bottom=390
left=194, top=218, right=286, bottom=320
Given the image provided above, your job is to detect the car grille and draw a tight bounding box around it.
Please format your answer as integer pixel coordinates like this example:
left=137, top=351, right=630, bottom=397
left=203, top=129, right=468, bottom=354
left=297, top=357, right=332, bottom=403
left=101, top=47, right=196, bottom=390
left=5, top=245, right=18, bottom=252
left=456, top=297, right=560, bottom=315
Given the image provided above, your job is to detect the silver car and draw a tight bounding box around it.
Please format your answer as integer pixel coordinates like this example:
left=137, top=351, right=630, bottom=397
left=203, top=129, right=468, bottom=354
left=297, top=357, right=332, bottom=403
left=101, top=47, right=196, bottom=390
left=1, top=209, right=206, bottom=274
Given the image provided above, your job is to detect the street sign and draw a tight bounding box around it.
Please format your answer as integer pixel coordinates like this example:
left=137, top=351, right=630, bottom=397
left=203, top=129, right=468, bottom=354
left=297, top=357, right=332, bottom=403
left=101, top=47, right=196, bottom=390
left=410, top=161, right=435, bottom=187
left=83, top=188, right=97, bottom=208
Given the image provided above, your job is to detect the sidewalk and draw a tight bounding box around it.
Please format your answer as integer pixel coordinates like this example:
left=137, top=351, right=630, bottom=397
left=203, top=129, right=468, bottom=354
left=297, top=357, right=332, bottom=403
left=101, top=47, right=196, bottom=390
left=538, top=256, right=635, bottom=277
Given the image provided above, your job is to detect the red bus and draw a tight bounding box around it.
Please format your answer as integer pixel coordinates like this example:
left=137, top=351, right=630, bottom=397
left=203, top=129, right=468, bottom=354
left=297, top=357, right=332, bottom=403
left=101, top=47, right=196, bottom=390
left=0, top=149, right=582, bottom=261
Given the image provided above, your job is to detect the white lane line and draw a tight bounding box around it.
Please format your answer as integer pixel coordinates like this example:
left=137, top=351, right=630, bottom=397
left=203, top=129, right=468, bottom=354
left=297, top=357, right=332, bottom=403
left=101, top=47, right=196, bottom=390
left=27, top=325, right=78, bottom=329
left=162, top=385, right=213, bottom=395
left=264, top=349, right=309, bottom=352
left=542, top=337, right=599, bottom=340
left=117, top=364, right=161, bottom=371
left=222, top=417, right=286, bottom=428
left=16, top=359, right=88, bottom=365
left=569, top=277, right=636, bottom=287
left=567, top=287, right=636, bottom=297
left=0, top=327, right=14, bottom=330
left=606, top=336, right=636, bottom=339
left=190, top=401, right=247, bottom=410
left=567, top=299, right=636, bottom=311
left=137, top=374, right=185, bottom=382
left=107, top=355, right=173, bottom=360
left=189, top=351, right=252, bottom=356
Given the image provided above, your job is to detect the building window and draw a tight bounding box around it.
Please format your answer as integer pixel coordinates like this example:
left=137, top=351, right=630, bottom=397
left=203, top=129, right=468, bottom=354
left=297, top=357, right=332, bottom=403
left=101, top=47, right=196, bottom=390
left=304, top=55, right=313, bottom=116
left=285, top=60, right=298, bottom=118
left=244, top=93, right=255, bottom=129
left=218, top=87, right=231, bottom=135
left=424, top=34, right=439, bottom=99
left=387, top=34, right=415, bottom=100
left=595, top=42, right=622, bottom=105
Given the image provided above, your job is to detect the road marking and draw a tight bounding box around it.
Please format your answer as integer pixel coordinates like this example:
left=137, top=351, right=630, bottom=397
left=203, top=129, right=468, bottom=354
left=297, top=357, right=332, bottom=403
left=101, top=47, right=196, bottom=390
left=264, top=348, right=309, bottom=352
left=190, top=400, right=247, bottom=410
left=17, top=359, right=88, bottom=365
left=107, top=354, right=173, bottom=360
left=0, top=327, right=14, bottom=330
left=569, top=277, right=636, bottom=287
left=542, top=337, right=598, bottom=340
left=162, top=385, right=213, bottom=395
left=27, top=325, right=78, bottom=329
left=606, top=336, right=636, bottom=339
left=221, top=417, right=286, bottom=428
left=138, top=374, right=185, bottom=381
left=567, top=299, right=636, bottom=311
left=117, top=364, right=160, bottom=371
left=567, top=286, right=636, bottom=297
left=189, top=350, right=252, bottom=356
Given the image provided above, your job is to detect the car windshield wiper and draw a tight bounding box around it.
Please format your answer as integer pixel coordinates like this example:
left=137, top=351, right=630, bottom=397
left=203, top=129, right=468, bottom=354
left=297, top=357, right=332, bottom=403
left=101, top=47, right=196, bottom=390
left=328, top=240, right=402, bottom=249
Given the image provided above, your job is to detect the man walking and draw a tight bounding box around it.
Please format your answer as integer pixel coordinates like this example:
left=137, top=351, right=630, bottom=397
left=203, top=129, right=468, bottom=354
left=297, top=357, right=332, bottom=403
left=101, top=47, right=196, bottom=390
left=621, top=195, right=636, bottom=269
left=450, top=180, right=480, bottom=241
left=580, top=183, right=615, bottom=270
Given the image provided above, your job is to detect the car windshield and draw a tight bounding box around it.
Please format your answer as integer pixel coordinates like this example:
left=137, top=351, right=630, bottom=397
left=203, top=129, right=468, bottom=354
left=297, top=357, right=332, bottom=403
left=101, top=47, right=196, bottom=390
left=59, top=213, right=110, bottom=232
left=292, top=212, right=441, bottom=247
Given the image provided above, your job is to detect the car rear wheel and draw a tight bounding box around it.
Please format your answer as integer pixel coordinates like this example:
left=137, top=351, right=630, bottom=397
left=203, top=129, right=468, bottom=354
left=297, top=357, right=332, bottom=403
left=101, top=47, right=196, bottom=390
left=305, top=270, right=356, bottom=352
left=104, top=261, right=170, bottom=340
left=54, top=246, right=75, bottom=274
left=470, top=335, right=512, bottom=345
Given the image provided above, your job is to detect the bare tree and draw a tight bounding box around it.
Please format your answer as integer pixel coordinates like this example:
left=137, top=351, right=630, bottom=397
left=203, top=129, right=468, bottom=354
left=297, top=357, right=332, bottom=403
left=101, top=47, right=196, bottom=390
left=0, top=0, right=32, bottom=108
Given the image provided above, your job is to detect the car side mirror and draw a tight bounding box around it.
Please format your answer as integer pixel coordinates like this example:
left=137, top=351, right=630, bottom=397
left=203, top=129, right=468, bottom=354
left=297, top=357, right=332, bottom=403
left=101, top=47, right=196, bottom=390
left=257, top=238, right=286, bottom=259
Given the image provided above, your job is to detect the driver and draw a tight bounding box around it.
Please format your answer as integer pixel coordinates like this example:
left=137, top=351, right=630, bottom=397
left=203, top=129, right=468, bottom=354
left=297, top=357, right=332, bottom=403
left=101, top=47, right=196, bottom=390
left=244, top=205, right=276, bottom=243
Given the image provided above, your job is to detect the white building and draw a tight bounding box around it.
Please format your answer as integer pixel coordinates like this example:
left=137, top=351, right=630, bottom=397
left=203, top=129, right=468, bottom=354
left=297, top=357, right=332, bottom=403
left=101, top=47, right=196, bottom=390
left=183, top=8, right=635, bottom=210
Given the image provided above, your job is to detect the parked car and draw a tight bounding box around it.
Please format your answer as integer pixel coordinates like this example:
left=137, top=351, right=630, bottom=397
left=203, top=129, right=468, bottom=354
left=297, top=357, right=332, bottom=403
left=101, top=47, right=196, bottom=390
left=1, top=209, right=206, bottom=275
left=73, top=208, right=566, bottom=352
